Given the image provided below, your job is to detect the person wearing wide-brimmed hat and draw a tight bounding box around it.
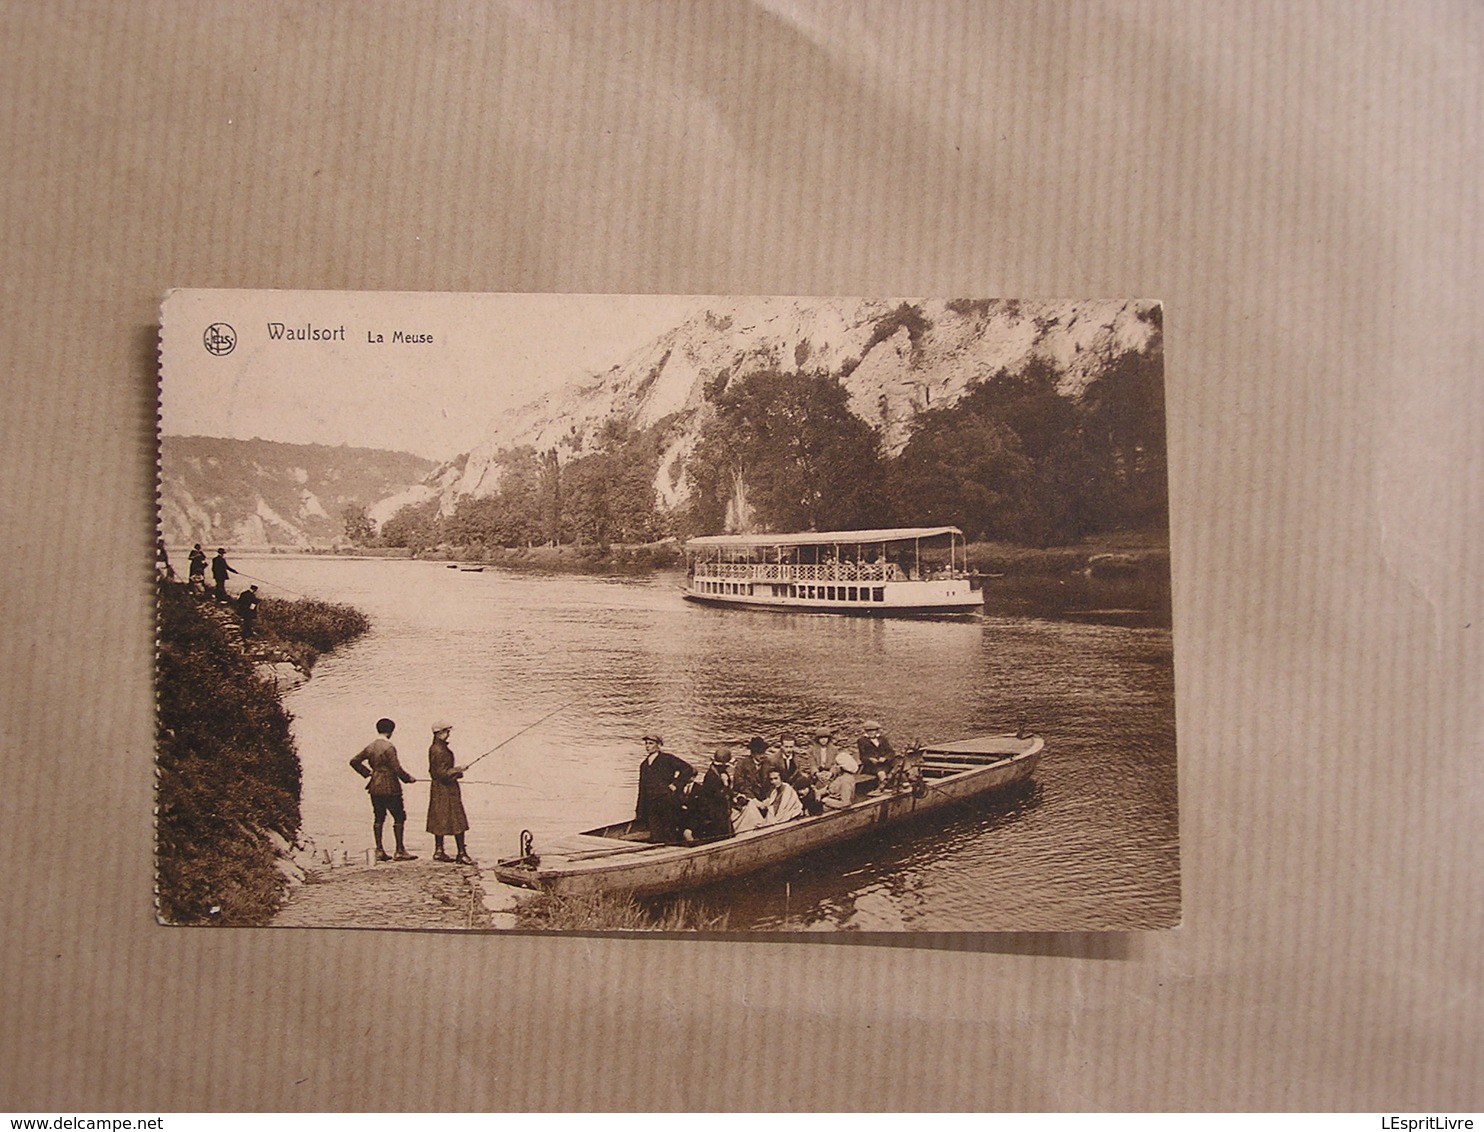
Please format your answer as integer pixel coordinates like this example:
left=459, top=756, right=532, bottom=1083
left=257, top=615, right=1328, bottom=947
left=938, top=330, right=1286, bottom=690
left=426, top=720, right=473, bottom=864
left=807, top=728, right=840, bottom=775
left=634, top=732, right=693, bottom=842
left=187, top=543, right=207, bottom=593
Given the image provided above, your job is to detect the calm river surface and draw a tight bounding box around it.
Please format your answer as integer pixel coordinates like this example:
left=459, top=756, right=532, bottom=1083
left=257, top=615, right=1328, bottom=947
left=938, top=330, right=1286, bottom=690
left=245, top=556, right=1179, bottom=931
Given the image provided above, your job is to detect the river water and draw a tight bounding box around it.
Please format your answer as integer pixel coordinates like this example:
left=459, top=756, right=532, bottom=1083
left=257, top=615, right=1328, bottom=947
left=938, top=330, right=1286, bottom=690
left=244, top=556, right=1179, bottom=931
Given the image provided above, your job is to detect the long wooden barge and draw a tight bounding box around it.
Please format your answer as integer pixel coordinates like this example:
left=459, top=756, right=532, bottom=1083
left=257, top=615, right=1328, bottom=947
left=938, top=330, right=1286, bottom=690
left=490, top=733, right=1042, bottom=898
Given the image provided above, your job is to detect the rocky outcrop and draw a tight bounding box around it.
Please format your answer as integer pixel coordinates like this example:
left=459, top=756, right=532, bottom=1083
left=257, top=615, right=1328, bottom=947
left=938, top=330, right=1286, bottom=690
left=440, top=297, right=1159, bottom=515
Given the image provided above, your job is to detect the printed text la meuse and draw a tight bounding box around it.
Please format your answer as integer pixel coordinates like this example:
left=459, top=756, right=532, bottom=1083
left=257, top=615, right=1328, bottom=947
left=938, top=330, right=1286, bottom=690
left=367, top=329, right=434, bottom=344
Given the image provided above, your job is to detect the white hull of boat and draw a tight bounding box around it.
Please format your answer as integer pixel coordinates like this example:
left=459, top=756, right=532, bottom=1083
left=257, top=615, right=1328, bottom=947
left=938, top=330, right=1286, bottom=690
left=683, top=581, right=982, bottom=616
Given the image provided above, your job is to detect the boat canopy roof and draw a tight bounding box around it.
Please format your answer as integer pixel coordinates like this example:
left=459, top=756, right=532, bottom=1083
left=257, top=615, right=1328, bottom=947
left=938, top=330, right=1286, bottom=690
left=686, top=525, right=963, bottom=549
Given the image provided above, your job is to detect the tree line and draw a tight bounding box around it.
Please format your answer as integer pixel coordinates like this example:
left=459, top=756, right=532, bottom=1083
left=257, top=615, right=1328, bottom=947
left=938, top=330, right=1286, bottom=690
left=375, top=313, right=1165, bottom=553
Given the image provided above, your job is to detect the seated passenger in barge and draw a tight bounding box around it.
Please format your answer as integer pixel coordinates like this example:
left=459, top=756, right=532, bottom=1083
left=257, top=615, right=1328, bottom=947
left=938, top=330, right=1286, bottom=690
left=820, top=754, right=859, bottom=809
left=678, top=747, right=736, bottom=844
left=732, top=767, right=804, bottom=832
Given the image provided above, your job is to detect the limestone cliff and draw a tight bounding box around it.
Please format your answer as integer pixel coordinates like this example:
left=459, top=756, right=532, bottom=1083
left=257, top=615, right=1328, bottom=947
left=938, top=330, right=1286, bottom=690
left=440, top=297, right=1159, bottom=516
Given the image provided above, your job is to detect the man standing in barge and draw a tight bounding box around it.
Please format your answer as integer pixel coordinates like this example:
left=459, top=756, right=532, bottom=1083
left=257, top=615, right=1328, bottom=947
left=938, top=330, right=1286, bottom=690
left=634, top=733, right=693, bottom=843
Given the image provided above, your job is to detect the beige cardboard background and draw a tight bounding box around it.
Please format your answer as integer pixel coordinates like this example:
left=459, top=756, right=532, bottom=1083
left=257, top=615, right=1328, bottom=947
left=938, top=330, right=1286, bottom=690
left=2, top=0, right=1479, bottom=1111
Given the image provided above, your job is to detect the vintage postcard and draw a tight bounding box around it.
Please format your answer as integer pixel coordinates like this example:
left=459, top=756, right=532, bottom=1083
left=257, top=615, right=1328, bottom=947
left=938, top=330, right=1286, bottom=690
left=157, top=290, right=1177, bottom=932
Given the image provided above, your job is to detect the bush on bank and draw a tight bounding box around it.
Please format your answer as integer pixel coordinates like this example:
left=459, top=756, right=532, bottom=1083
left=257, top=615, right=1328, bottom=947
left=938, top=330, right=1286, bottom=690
left=256, top=595, right=371, bottom=668
left=157, top=581, right=304, bottom=925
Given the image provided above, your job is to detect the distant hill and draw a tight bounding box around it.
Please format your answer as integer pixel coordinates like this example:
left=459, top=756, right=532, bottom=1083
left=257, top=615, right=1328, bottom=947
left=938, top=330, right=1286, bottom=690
left=159, top=436, right=437, bottom=548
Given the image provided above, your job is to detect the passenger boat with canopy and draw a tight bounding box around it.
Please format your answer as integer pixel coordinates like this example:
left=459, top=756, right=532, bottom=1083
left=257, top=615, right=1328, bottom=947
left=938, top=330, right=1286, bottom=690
left=490, top=732, right=1042, bottom=899
left=683, top=526, right=982, bottom=615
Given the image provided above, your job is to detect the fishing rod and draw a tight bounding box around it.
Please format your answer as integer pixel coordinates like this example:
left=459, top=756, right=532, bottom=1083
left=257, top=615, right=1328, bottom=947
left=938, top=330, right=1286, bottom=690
left=463, top=700, right=577, bottom=770
left=232, top=569, right=311, bottom=600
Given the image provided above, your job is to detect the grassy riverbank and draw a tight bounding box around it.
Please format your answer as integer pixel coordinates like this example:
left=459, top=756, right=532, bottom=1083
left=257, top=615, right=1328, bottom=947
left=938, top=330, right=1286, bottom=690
left=426, top=540, right=684, bottom=574
left=255, top=594, right=371, bottom=669
left=155, top=581, right=371, bottom=925
left=512, top=889, right=731, bottom=931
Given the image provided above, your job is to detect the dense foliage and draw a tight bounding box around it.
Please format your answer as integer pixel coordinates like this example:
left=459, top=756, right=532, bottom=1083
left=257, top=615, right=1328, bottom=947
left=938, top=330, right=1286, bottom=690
left=156, top=584, right=372, bottom=925
left=256, top=595, right=372, bottom=669
left=380, top=310, right=1166, bottom=553
left=156, top=582, right=302, bottom=925
left=381, top=426, right=678, bottom=554
left=685, top=370, right=887, bottom=534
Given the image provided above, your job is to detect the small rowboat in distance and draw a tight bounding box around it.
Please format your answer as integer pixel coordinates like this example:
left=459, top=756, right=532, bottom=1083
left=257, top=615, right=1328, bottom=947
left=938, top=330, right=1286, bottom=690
left=491, top=733, right=1042, bottom=899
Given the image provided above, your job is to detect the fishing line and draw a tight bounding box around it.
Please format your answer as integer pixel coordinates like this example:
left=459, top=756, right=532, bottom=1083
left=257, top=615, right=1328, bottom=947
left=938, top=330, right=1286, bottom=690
left=460, top=779, right=543, bottom=790
left=233, top=569, right=312, bottom=600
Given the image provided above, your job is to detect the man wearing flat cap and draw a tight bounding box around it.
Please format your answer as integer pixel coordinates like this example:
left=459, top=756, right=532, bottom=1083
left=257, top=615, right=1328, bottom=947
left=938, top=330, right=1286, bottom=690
left=634, top=733, right=693, bottom=843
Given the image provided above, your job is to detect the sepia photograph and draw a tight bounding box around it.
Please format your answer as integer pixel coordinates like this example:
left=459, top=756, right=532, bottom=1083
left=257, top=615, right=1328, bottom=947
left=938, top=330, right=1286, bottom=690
left=158, top=289, right=1177, bottom=933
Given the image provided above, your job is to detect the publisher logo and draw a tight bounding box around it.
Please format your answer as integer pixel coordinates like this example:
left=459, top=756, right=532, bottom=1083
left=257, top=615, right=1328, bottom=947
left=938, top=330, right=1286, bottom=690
left=203, top=323, right=236, bottom=356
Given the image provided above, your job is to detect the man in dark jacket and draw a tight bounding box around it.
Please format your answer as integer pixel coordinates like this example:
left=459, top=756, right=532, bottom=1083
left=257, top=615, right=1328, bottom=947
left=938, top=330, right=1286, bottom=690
left=235, top=584, right=260, bottom=638
left=210, top=547, right=238, bottom=603
left=679, top=747, right=736, bottom=843
left=732, top=736, right=770, bottom=801
left=350, top=717, right=418, bottom=862
left=634, top=733, right=694, bottom=843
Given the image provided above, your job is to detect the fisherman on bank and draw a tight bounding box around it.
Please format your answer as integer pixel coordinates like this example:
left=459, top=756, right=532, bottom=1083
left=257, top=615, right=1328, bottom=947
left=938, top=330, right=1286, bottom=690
left=187, top=544, right=207, bottom=593
left=210, top=547, right=238, bottom=604
left=235, top=584, right=260, bottom=639
left=426, top=721, right=474, bottom=865
left=349, top=718, right=418, bottom=862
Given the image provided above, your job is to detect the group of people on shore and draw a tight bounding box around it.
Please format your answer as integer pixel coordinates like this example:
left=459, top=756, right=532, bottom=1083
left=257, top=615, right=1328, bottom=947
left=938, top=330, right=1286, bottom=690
left=184, top=543, right=260, bottom=636
left=634, top=722, right=920, bottom=845
left=348, top=718, right=475, bottom=865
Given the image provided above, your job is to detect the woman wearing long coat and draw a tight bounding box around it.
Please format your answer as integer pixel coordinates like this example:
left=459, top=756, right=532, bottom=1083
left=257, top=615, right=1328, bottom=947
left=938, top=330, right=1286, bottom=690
left=426, top=722, right=473, bottom=864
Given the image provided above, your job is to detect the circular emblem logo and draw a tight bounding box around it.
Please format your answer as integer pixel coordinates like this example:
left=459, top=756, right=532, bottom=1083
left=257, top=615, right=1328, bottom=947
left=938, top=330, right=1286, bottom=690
left=203, top=323, right=237, bottom=356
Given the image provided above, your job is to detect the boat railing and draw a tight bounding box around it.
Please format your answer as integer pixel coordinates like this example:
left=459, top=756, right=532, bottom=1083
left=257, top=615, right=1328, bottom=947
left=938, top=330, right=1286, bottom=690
left=693, top=561, right=912, bottom=583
